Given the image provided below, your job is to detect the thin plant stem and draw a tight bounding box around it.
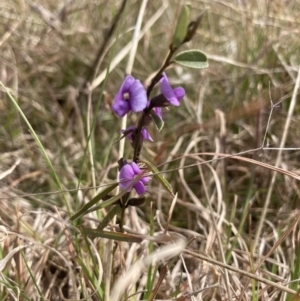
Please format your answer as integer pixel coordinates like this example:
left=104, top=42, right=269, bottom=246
left=132, top=47, right=179, bottom=162
left=87, top=85, right=96, bottom=196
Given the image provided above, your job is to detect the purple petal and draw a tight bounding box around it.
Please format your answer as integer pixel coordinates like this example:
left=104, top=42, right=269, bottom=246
left=120, top=164, right=135, bottom=179
left=121, top=126, right=153, bottom=142
left=129, top=79, right=147, bottom=112
left=112, top=99, right=130, bottom=117
left=131, top=162, right=141, bottom=175
left=121, top=126, right=136, bottom=133
left=141, top=128, right=153, bottom=142
left=112, top=75, right=147, bottom=117
left=119, top=164, right=134, bottom=190
left=154, top=107, right=162, bottom=118
left=119, top=162, right=150, bottom=194
left=131, top=162, right=149, bottom=184
left=121, top=75, right=135, bottom=91
left=154, top=107, right=163, bottom=123
left=119, top=180, right=131, bottom=191
left=140, top=175, right=150, bottom=184
left=174, top=87, right=185, bottom=101
left=121, top=126, right=136, bottom=141
left=160, top=72, right=168, bottom=83
left=112, top=76, right=136, bottom=117
left=160, top=76, right=180, bottom=106
left=133, top=181, right=147, bottom=195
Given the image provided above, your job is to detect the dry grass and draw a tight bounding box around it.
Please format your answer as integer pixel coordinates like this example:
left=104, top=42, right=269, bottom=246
left=1, top=0, right=300, bottom=300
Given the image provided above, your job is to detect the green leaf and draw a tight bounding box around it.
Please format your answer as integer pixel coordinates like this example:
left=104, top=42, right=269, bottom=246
left=150, top=112, right=164, bottom=132
left=173, top=49, right=208, bottom=69
left=172, top=5, right=190, bottom=48
left=70, top=183, right=118, bottom=221
left=141, top=159, right=174, bottom=197
left=81, top=227, right=143, bottom=243
left=97, top=205, right=121, bottom=231
left=76, top=257, right=93, bottom=281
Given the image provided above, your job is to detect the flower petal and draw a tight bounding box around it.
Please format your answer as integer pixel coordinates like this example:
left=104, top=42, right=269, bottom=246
left=131, top=162, right=149, bottom=183
left=119, top=164, right=135, bottom=190
left=174, top=87, right=185, bottom=101
left=140, top=175, right=150, bottom=184
left=131, top=162, right=141, bottom=175
left=129, top=79, right=147, bottom=112
left=141, top=128, right=153, bottom=142
left=119, top=162, right=150, bottom=194
left=121, top=75, right=135, bottom=91
left=154, top=107, right=162, bottom=119
left=112, top=75, right=145, bottom=117
left=133, top=181, right=147, bottom=195
left=112, top=99, right=130, bottom=117
left=160, top=75, right=180, bottom=106
left=121, top=126, right=136, bottom=133
left=121, top=126, right=136, bottom=141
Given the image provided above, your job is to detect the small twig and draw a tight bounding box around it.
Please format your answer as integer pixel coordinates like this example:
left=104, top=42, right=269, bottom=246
left=132, top=47, right=178, bottom=162
left=145, top=12, right=207, bottom=98
left=146, top=49, right=175, bottom=98
left=132, top=10, right=206, bottom=162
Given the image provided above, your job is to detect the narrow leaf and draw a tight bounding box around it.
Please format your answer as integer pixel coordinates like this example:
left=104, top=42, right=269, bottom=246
left=70, top=183, right=118, bottom=221
left=141, top=159, right=174, bottom=196
left=172, top=6, right=190, bottom=48
left=173, top=50, right=208, bottom=69
left=97, top=205, right=121, bottom=231
left=112, top=134, right=126, bottom=145
left=81, top=227, right=143, bottom=243
left=76, top=256, right=93, bottom=281
left=150, top=112, right=164, bottom=132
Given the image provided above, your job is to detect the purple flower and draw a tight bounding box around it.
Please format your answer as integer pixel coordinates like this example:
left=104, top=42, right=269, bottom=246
left=160, top=73, right=185, bottom=106
left=112, top=75, right=148, bottom=117
left=119, top=162, right=150, bottom=195
left=121, top=126, right=153, bottom=142
left=147, top=99, right=164, bottom=122
left=153, top=107, right=162, bottom=121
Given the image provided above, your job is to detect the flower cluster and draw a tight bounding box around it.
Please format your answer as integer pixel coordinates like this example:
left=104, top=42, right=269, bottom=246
left=119, top=162, right=149, bottom=195
left=112, top=73, right=185, bottom=195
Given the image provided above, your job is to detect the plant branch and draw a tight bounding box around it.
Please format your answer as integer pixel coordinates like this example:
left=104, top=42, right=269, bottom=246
left=132, top=47, right=178, bottom=162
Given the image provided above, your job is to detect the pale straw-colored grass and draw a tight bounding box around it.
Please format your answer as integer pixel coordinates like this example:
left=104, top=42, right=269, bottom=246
left=1, top=0, right=300, bottom=300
